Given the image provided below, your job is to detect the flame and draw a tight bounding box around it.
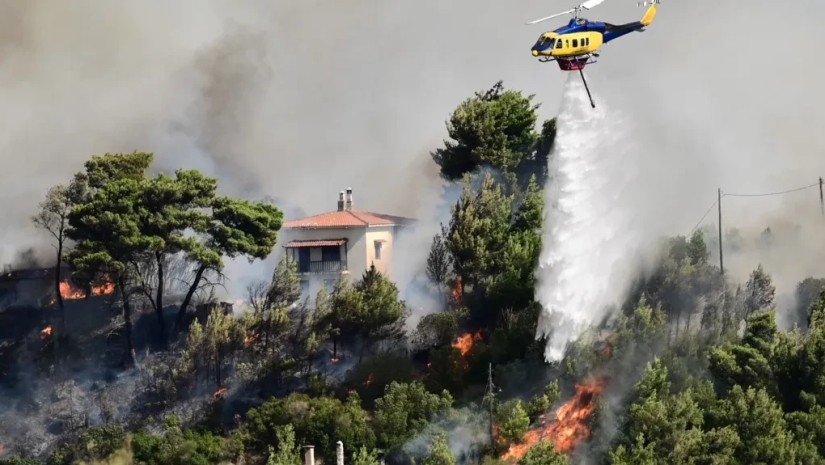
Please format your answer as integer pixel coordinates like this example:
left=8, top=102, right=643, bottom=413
left=502, top=376, right=607, bottom=462
left=243, top=333, right=259, bottom=347
left=331, top=357, right=340, bottom=364
left=40, top=326, right=54, bottom=340
left=214, top=387, right=228, bottom=399
left=58, top=278, right=115, bottom=300
left=91, top=281, right=115, bottom=295
left=59, top=280, right=85, bottom=300
left=452, top=331, right=483, bottom=357
left=450, top=276, right=463, bottom=305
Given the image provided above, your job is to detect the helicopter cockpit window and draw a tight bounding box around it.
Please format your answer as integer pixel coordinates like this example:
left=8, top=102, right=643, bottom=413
left=537, top=36, right=555, bottom=48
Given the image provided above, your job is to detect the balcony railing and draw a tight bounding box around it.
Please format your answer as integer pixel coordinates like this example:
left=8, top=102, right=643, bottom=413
left=297, top=260, right=346, bottom=273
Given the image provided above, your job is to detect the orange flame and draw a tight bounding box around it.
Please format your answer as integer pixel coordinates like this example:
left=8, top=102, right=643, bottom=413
left=502, top=376, right=607, bottom=462
left=91, top=281, right=115, bottom=296
left=450, top=276, right=463, bottom=306
left=40, top=326, right=54, bottom=340
left=452, top=331, right=483, bottom=357
left=243, top=334, right=259, bottom=347
left=59, top=280, right=85, bottom=300
left=59, top=278, right=115, bottom=300
left=214, top=387, right=228, bottom=399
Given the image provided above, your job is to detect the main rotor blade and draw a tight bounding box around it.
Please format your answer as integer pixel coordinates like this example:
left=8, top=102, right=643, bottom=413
left=581, top=0, right=606, bottom=10
left=525, top=8, right=575, bottom=25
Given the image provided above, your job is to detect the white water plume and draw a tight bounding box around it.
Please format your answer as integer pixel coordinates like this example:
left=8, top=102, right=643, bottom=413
left=535, top=73, right=650, bottom=362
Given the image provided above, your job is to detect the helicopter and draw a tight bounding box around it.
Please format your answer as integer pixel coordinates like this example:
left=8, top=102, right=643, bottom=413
left=526, top=0, right=661, bottom=108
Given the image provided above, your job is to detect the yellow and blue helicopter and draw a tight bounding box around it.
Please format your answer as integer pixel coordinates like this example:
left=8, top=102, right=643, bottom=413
left=526, top=0, right=661, bottom=107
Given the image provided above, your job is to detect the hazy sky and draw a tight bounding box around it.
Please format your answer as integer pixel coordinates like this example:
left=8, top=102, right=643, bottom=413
left=0, top=0, right=822, bottom=298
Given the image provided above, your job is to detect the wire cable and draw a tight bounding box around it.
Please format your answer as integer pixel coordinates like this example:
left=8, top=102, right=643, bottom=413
left=721, top=182, right=819, bottom=198
left=687, top=179, right=821, bottom=235
left=688, top=197, right=719, bottom=235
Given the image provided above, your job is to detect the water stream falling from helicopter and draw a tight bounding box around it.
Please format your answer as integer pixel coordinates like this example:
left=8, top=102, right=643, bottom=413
left=534, top=73, right=647, bottom=362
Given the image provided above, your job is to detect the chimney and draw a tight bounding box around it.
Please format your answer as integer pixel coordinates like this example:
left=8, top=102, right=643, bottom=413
left=337, top=191, right=345, bottom=211
left=304, top=446, right=315, bottom=465
left=345, top=188, right=353, bottom=211
left=336, top=441, right=344, bottom=465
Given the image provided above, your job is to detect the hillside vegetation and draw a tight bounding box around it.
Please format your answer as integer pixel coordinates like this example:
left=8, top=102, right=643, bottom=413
left=1, top=82, right=823, bottom=465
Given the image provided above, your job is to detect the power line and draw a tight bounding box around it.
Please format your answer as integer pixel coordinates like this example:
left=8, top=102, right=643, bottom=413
left=689, top=197, right=719, bottom=235
left=687, top=179, right=822, bottom=235
left=722, top=182, right=819, bottom=198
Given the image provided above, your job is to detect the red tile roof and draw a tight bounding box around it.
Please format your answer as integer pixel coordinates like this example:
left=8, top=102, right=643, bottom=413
left=285, top=239, right=347, bottom=248
left=283, top=209, right=416, bottom=230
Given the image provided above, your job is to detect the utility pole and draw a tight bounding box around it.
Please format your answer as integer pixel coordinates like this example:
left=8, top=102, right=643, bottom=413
left=717, top=188, right=724, bottom=275
left=819, top=177, right=824, bottom=217
left=485, top=363, right=496, bottom=451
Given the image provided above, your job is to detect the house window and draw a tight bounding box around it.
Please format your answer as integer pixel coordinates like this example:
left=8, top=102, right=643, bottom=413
left=374, top=240, right=382, bottom=260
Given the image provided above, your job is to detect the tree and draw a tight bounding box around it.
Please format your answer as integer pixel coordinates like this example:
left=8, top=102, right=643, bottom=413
left=743, top=265, right=775, bottom=320
left=174, top=194, right=283, bottom=334
left=495, top=399, right=530, bottom=446
left=517, top=442, right=568, bottom=465
left=65, top=153, right=156, bottom=367
left=686, top=230, right=709, bottom=266
left=423, top=434, right=456, bottom=465
left=794, top=277, right=825, bottom=329
left=445, top=172, right=513, bottom=289
left=372, top=381, right=453, bottom=451
left=329, top=265, right=408, bottom=361
left=427, top=229, right=454, bottom=292
left=32, top=180, right=84, bottom=333
left=431, top=81, right=540, bottom=181
left=134, top=170, right=217, bottom=340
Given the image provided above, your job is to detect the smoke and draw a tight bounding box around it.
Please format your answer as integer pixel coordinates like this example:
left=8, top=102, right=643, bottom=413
left=392, top=181, right=464, bottom=334
left=0, top=0, right=564, bottom=293
left=535, top=74, right=659, bottom=362
left=591, top=0, right=825, bottom=317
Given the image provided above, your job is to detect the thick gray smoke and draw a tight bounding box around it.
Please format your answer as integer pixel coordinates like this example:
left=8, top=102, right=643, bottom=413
left=0, top=0, right=561, bottom=298
left=1, top=0, right=823, bottom=337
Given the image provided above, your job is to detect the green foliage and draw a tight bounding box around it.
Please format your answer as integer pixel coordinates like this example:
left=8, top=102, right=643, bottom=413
left=445, top=172, right=513, bottom=288
left=422, top=434, right=456, bottom=465
left=373, top=381, right=453, bottom=451
left=328, top=265, right=408, bottom=359
left=431, top=81, right=540, bottom=181
left=427, top=230, right=454, bottom=290
left=527, top=379, right=560, bottom=421
left=47, top=425, right=127, bottom=465
left=494, top=399, right=530, bottom=446
left=516, top=442, right=567, bottom=465
left=131, top=423, right=234, bottom=465
left=412, top=311, right=462, bottom=349
left=0, top=457, right=41, bottom=465
left=239, top=391, right=375, bottom=462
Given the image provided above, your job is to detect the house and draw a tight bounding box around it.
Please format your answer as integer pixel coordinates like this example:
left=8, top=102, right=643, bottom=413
left=280, top=188, right=416, bottom=300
